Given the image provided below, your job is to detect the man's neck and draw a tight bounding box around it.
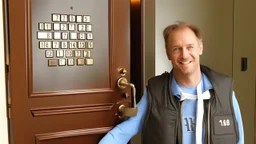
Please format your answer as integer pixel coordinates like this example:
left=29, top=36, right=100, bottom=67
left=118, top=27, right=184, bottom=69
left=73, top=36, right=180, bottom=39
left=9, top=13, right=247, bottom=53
left=174, top=70, right=202, bottom=88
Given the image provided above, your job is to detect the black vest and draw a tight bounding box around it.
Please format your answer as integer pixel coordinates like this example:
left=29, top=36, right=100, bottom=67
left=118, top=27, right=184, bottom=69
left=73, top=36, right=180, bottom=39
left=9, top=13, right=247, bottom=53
left=142, top=65, right=239, bottom=144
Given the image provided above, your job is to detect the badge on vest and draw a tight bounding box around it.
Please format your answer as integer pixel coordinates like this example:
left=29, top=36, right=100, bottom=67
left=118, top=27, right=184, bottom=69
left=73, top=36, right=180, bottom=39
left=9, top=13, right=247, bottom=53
left=214, top=115, right=234, bottom=135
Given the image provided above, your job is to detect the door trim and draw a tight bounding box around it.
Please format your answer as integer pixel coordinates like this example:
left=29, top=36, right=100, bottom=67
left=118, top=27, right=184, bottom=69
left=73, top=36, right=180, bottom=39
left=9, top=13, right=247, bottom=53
left=131, top=0, right=144, bottom=102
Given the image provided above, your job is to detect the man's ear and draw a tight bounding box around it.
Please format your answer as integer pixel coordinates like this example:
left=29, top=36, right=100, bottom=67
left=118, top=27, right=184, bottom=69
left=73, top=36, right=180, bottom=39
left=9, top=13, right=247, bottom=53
left=199, top=40, right=203, bottom=55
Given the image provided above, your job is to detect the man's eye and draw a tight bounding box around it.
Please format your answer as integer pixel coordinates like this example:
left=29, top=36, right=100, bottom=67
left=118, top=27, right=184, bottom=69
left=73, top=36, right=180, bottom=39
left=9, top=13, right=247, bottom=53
left=173, top=47, right=180, bottom=51
left=188, top=46, right=194, bottom=49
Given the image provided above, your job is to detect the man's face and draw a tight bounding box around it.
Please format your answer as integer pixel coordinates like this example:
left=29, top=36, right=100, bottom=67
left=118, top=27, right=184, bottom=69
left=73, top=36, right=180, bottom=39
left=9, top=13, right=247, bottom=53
left=166, top=27, right=203, bottom=76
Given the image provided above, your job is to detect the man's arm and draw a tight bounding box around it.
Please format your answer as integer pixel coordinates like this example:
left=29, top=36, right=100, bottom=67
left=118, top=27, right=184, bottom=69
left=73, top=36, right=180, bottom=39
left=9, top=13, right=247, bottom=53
left=98, top=89, right=148, bottom=144
left=232, top=91, right=244, bottom=144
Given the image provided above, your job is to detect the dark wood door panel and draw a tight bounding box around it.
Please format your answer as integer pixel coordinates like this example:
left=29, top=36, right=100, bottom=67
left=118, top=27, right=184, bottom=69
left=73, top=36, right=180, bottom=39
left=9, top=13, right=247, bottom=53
left=35, top=127, right=111, bottom=144
left=30, top=103, right=114, bottom=117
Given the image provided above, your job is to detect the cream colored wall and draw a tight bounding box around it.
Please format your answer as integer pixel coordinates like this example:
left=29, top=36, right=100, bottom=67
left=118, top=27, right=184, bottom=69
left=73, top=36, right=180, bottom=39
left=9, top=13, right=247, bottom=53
left=143, top=0, right=155, bottom=82
left=0, top=0, right=9, bottom=143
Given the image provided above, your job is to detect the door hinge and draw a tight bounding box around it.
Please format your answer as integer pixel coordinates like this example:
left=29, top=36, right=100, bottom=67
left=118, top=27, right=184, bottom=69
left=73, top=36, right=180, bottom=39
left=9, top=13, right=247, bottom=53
left=7, top=95, right=11, bottom=119
left=7, top=105, right=11, bottom=119
left=6, top=64, right=11, bottom=119
left=5, top=64, right=9, bottom=73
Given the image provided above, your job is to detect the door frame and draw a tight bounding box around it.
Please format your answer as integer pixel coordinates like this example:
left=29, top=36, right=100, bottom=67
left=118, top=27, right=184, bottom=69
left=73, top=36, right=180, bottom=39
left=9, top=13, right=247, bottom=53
left=131, top=0, right=144, bottom=102
left=0, top=0, right=8, bottom=143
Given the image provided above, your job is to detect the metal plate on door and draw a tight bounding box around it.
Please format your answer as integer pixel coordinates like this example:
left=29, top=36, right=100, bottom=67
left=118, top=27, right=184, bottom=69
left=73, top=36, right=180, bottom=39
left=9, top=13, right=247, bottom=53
left=37, top=13, right=94, bottom=67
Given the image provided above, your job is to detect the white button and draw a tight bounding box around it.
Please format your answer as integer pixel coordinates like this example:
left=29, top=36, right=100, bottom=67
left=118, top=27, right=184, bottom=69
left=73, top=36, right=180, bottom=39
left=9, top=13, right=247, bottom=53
left=44, top=23, right=52, bottom=30
left=83, top=16, right=90, bottom=23
left=69, top=15, right=76, bottom=22
left=38, top=23, right=44, bottom=30
left=62, top=32, right=68, bottom=40
left=87, top=33, right=93, bottom=40
left=76, top=15, right=82, bottom=22
left=53, top=23, right=60, bottom=30
left=70, top=32, right=77, bottom=40
left=44, top=42, right=52, bottom=48
left=61, top=15, right=68, bottom=22
left=39, top=41, right=45, bottom=48
left=84, top=50, right=91, bottom=57
left=52, top=41, right=60, bottom=48
left=67, top=58, right=74, bottom=66
left=85, top=58, right=94, bottom=65
left=39, top=41, right=51, bottom=49
left=69, top=42, right=77, bottom=49
left=78, top=33, right=86, bottom=40
left=54, top=32, right=61, bottom=39
left=65, top=50, right=73, bottom=57
left=59, top=59, right=66, bottom=66
left=87, top=41, right=93, bottom=48
left=45, top=50, right=54, bottom=58
left=69, top=24, right=76, bottom=31
left=86, top=24, right=92, bottom=32
left=78, top=41, right=86, bottom=48
left=61, top=42, right=68, bottom=49
left=37, top=32, right=52, bottom=39
left=78, top=24, right=86, bottom=31
left=74, top=50, right=81, bottom=57
left=60, top=23, right=67, bottom=31
left=52, top=14, right=60, bottom=22
left=56, top=50, right=64, bottom=57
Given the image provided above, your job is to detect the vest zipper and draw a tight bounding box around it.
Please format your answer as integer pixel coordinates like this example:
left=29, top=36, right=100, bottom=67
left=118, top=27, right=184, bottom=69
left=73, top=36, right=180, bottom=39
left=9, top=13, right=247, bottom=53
left=207, top=101, right=211, bottom=144
left=180, top=100, right=186, bottom=144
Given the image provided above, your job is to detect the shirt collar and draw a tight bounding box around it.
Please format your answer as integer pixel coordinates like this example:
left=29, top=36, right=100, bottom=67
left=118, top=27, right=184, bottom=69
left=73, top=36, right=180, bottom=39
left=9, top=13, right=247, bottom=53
left=170, top=72, right=213, bottom=99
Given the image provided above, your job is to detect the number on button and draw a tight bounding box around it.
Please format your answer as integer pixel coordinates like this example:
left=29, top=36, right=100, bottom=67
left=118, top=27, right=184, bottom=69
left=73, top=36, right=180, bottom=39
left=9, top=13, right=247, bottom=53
left=52, top=14, right=60, bottom=22
left=53, top=41, right=60, bottom=49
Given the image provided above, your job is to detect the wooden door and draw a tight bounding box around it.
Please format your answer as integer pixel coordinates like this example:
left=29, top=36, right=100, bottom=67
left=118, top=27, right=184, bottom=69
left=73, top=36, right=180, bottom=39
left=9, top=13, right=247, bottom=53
left=8, top=0, right=132, bottom=144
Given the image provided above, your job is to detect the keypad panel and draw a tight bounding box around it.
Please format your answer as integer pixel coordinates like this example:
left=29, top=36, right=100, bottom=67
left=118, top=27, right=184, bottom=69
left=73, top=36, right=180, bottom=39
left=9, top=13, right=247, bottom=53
left=37, top=13, right=94, bottom=67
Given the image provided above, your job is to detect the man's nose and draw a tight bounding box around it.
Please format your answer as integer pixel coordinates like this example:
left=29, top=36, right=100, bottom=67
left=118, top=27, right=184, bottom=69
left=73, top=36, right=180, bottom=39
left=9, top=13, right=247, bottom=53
left=181, top=47, right=189, bottom=58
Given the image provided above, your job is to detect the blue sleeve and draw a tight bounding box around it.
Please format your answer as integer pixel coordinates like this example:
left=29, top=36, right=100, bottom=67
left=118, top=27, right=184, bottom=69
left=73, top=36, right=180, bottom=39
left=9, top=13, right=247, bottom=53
left=232, top=91, right=244, bottom=144
left=98, top=89, right=148, bottom=144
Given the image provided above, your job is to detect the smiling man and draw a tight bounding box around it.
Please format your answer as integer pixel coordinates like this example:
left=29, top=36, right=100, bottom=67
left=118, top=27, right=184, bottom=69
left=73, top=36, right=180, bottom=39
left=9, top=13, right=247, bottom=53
left=166, top=25, right=203, bottom=87
left=99, top=22, right=244, bottom=144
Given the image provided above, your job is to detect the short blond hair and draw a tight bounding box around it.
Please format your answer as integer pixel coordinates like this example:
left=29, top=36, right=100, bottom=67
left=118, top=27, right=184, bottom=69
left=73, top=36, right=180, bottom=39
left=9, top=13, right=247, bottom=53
left=163, top=21, right=202, bottom=49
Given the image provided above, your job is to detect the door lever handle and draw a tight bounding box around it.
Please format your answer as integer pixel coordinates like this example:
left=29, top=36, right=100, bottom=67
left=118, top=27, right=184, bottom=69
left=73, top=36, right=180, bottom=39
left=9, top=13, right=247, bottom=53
left=117, top=77, right=138, bottom=117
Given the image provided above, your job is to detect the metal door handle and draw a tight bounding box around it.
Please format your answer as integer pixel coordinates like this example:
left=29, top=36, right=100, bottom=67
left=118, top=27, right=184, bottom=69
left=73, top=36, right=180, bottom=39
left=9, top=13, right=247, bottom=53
left=117, top=77, right=138, bottom=117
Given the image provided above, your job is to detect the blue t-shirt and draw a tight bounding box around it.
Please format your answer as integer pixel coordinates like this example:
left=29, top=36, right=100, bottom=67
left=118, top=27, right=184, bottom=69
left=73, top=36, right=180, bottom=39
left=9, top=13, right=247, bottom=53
left=99, top=73, right=244, bottom=144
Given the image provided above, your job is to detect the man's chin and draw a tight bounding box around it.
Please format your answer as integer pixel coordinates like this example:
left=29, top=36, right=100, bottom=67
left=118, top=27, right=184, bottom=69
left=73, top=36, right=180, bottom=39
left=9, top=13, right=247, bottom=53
left=180, top=70, right=192, bottom=75
left=178, top=67, right=193, bottom=75
left=173, top=65, right=193, bottom=74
